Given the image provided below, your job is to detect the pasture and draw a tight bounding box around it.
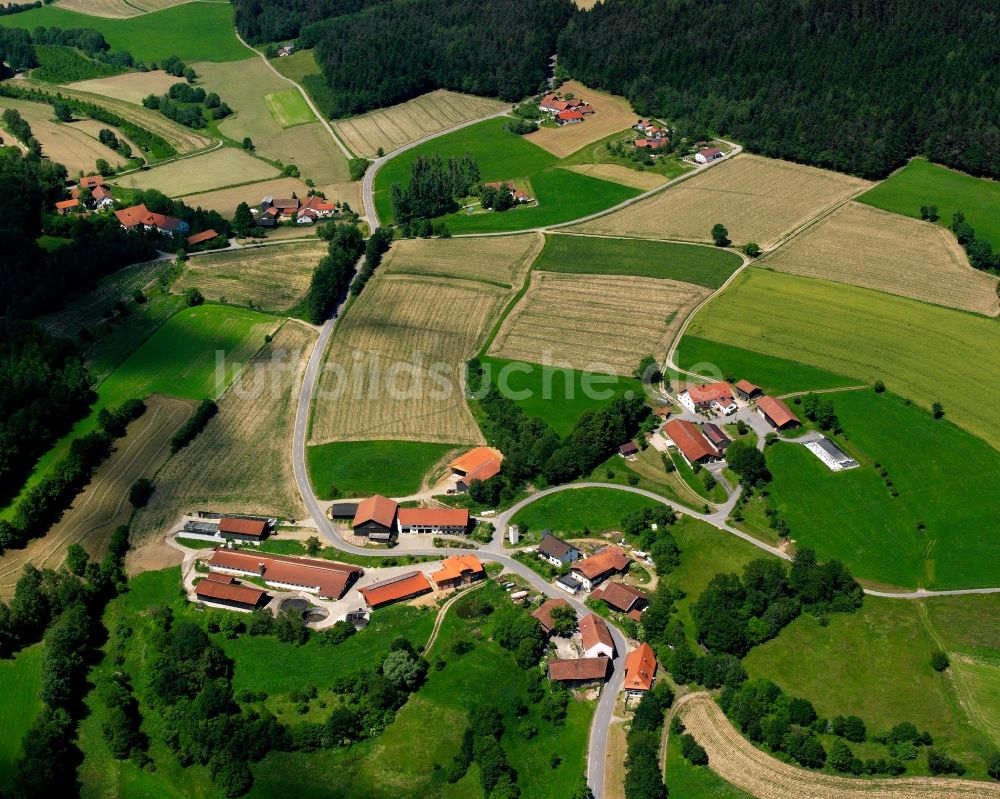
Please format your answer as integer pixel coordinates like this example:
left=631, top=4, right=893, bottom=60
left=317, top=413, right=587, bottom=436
left=0, top=395, right=193, bottom=597
left=859, top=158, right=1000, bottom=251
left=510, top=487, right=661, bottom=534
left=173, top=241, right=327, bottom=312
left=764, top=201, right=999, bottom=315
left=0, top=644, right=42, bottom=787
left=562, top=162, right=667, bottom=190
left=311, top=274, right=505, bottom=445
left=381, top=233, right=543, bottom=287
left=0, top=3, right=247, bottom=62
left=264, top=88, right=314, bottom=128
left=684, top=269, right=1000, bottom=449
left=333, top=89, right=507, bottom=158
left=525, top=80, right=638, bottom=158
left=113, top=147, right=280, bottom=196
left=67, top=68, right=179, bottom=104
left=488, top=271, right=710, bottom=375
left=130, top=321, right=315, bottom=547
left=764, top=390, right=1000, bottom=591
left=180, top=175, right=310, bottom=217
left=573, top=153, right=871, bottom=248
left=307, top=440, right=461, bottom=499
left=270, top=49, right=321, bottom=85
left=535, top=234, right=742, bottom=288
left=664, top=731, right=754, bottom=799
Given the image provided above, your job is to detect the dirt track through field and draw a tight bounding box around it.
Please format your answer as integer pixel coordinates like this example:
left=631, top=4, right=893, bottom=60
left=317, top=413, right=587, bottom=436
left=0, top=395, right=193, bottom=598
left=679, top=693, right=1000, bottom=799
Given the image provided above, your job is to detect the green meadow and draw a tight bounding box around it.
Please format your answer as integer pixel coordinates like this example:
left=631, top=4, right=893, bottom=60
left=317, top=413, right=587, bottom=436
left=0, top=644, right=43, bottom=786
left=306, top=440, right=461, bottom=499
left=664, top=732, right=753, bottom=798
left=511, top=486, right=661, bottom=534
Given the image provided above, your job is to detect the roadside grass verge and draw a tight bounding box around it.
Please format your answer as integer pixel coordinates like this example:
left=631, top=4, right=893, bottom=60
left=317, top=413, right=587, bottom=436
left=306, top=440, right=462, bottom=499
left=669, top=450, right=725, bottom=504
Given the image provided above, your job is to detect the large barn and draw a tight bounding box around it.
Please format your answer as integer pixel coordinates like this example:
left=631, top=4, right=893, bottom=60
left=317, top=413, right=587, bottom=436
left=352, top=495, right=399, bottom=541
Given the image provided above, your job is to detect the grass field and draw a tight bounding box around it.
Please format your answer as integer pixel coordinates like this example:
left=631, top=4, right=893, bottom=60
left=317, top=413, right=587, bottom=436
left=763, top=390, right=1000, bottom=590
left=311, top=273, right=510, bottom=446
left=270, top=49, right=321, bottom=85
left=381, top=233, right=543, bottom=287
left=572, top=153, right=871, bottom=248
left=558, top=128, right=695, bottom=184
left=307, top=440, right=461, bottom=499
left=173, top=241, right=327, bottom=312
left=859, top=158, right=1000, bottom=252
left=478, top=356, right=645, bottom=436
left=130, top=321, right=314, bottom=546
left=372, top=117, right=639, bottom=232
left=0, top=2, right=247, bottom=62
left=0, top=395, right=192, bottom=597
left=664, top=731, right=754, bottom=798
left=488, top=271, right=710, bottom=375
left=510, top=486, right=661, bottom=533
left=764, top=202, right=999, bottom=315
left=683, top=269, right=1000, bottom=449
left=0, top=644, right=42, bottom=786
left=525, top=80, right=638, bottom=158
left=264, top=88, right=314, bottom=128
left=536, top=234, right=742, bottom=289
left=113, top=147, right=280, bottom=196
left=333, top=89, right=507, bottom=158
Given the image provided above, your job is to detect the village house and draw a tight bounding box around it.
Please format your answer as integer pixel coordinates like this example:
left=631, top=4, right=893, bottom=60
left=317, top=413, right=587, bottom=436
left=556, top=109, right=584, bottom=126
left=580, top=613, right=616, bottom=659
left=538, top=532, right=581, bottom=567
left=449, top=446, right=504, bottom=492
left=256, top=206, right=279, bottom=228
left=194, top=574, right=268, bottom=612
left=757, top=395, right=802, bottom=430
left=634, top=137, right=669, bottom=150
left=679, top=381, right=738, bottom=415
left=548, top=657, right=611, bottom=687
left=397, top=507, right=469, bottom=535
left=664, top=418, right=721, bottom=466
left=430, top=554, right=485, bottom=590
left=216, top=516, right=271, bottom=543
left=114, top=204, right=189, bottom=236
left=555, top=573, right=583, bottom=595
left=623, top=642, right=657, bottom=697
left=702, top=422, right=732, bottom=452
left=695, top=146, right=724, bottom=164
left=590, top=582, right=647, bottom=621
left=207, top=549, right=362, bottom=599
left=358, top=571, right=432, bottom=610
left=55, top=198, right=79, bottom=215
left=532, top=597, right=572, bottom=637
left=186, top=229, right=220, bottom=247
left=570, top=545, right=630, bottom=592
left=733, top=379, right=763, bottom=402
left=276, top=44, right=294, bottom=57
left=352, top=495, right=399, bottom=542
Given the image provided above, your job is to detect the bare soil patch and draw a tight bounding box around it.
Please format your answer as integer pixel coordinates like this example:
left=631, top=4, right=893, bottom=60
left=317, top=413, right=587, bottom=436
left=54, top=0, right=142, bottom=18
left=525, top=80, right=637, bottom=158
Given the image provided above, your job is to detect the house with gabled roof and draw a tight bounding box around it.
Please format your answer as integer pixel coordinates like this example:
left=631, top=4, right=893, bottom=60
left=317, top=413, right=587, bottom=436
left=114, top=204, right=188, bottom=236
left=623, top=642, right=657, bottom=696
left=757, top=395, right=801, bottom=430
left=570, top=546, right=630, bottom=592
left=538, top=532, right=581, bottom=567
left=548, top=657, right=610, bottom=686
left=450, top=447, right=503, bottom=491
left=664, top=419, right=720, bottom=465
left=590, top=582, right=647, bottom=620
left=679, top=382, right=738, bottom=415
left=359, top=571, right=432, bottom=609
left=532, top=597, right=572, bottom=637
left=352, top=495, right=399, bottom=542
left=431, top=554, right=485, bottom=590
left=580, top=613, right=615, bottom=659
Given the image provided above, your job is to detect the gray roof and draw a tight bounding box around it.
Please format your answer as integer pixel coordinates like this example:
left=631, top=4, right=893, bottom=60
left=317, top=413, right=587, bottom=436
left=539, top=533, right=578, bottom=559
left=815, top=438, right=855, bottom=463
left=330, top=502, right=359, bottom=517
left=557, top=574, right=582, bottom=589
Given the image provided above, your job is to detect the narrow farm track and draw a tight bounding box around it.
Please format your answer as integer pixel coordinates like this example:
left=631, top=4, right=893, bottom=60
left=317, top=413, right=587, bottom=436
left=423, top=580, right=488, bottom=655
left=678, top=693, right=1000, bottom=799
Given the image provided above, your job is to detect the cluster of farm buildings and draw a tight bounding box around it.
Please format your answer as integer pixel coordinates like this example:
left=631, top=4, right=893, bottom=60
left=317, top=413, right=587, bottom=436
left=539, top=92, right=595, bottom=126
left=253, top=194, right=341, bottom=227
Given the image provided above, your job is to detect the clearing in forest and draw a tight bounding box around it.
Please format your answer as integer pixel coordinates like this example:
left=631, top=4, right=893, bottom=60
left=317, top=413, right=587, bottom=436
left=573, top=153, right=871, bottom=249
left=130, top=321, right=316, bottom=547
left=764, top=202, right=999, bottom=315
left=525, top=80, right=638, bottom=158
left=66, top=69, right=180, bottom=104
left=488, top=271, right=710, bottom=375
left=332, top=89, right=507, bottom=158
left=380, top=233, right=543, bottom=287
left=112, top=147, right=280, bottom=196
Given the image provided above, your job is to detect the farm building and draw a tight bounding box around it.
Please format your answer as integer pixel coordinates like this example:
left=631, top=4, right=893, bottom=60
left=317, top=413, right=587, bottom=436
left=548, top=657, right=611, bottom=686
left=623, top=642, right=657, bottom=696
left=695, top=147, right=724, bottom=164
left=207, top=549, right=362, bottom=599
left=352, top=495, right=399, bottom=541
left=397, top=507, right=469, bottom=535
left=618, top=441, right=639, bottom=458
left=330, top=502, right=359, bottom=519
left=679, top=382, right=738, bottom=415
left=115, top=204, right=188, bottom=236
left=580, top=613, right=616, bottom=659
left=556, top=110, right=585, bottom=125
left=194, top=575, right=268, bottom=612
left=733, top=379, right=763, bottom=401
left=664, top=419, right=721, bottom=465
left=217, top=516, right=270, bottom=543
left=538, top=532, right=581, bottom=567
left=539, top=94, right=590, bottom=115
left=449, top=447, right=504, bottom=491
left=590, top=582, right=647, bottom=619
left=483, top=181, right=533, bottom=203
left=757, top=396, right=801, bottom=430
left=806, top=437, right=859, bottom=471
left=570, top=545, right=630, bottom=592
left=79, top=175, right=104, bottom=189
left=635, top=138, right=668, bottom=149
left=556, top=574, right=583, bottom=595
left=702, top=423, right=732, bottom=451
left=89, top=185, right=115, bottom=209
left=55, top=199, right=79, bottom=214
left=430, top=554, right=485, bottom=590
left=186, top=229, right=220, bottom=247
left=532, top=597, right=572, bottom=637
left=358, top=571, right=433, bottom=609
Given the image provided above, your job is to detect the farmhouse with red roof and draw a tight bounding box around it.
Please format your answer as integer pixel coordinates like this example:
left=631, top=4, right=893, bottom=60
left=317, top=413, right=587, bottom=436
left=679, top=381, right=738, bottom=415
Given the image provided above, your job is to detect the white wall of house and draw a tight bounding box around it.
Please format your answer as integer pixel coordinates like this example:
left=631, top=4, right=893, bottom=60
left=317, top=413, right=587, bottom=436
left=584, top=642, right=615, bottom=659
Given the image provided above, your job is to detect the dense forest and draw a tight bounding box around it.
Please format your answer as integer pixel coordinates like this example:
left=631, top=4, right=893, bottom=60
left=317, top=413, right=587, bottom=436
left=232, top=0, right=388, bottom=45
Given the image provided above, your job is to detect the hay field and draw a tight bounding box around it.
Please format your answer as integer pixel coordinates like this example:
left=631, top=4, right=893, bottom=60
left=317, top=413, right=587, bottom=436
left=311, top=274, right=509, bottom=445
left=54, top=0, right=141, bottom=18
left=67, top=118, right=139, bottom=156
left=680, top=694, right=1000, bottom=799
left=488, top=271, right=710, bottom=375
left=130, top=321, right=316, bottom=547
left=67, top=69, right=179, bottom=104
left=332, top=89, right=507, bottom=158
left=562, top=163, right=667, bottom=190
left=574, top=154, right=871, bottom=249
left=765, top=202, right=999, bottom=315
left=173, top=241, right=328, bottom=312
left=0, top=395, right=193, bottom=598
left=686, top=269, right=1000, bottom=449
left=113, top=147, right=280, bottom=196
left=381, top=233, right=543, bottom=287
left=264, top=89, right=313, bottom=128
left=525, top=80, right=638, bottom=158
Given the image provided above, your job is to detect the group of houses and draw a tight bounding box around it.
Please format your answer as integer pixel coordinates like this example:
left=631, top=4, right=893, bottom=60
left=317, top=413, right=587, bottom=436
left=336, top=495, right=471, bottom=543
left=633, top=119, right=671, bottom=150
left=535, top=533, right=633, bottom=596
left=55, top=175, right=116, bottom=215
left=114, top=203, right=189, bottom=237
left=254, top=194, right=339, bottom=227
left=539, top=92, right=595, bottom=126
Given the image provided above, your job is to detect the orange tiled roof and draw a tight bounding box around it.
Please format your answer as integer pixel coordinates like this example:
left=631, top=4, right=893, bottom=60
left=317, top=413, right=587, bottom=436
left=664, top=419, right=719, bottom=463
left=572, top=546, right=629, bottom=581
left=397, top=508, right=469, bottom=528
left=757, top=395, right=800, bottom=427
left=195, top=578, right=266, bottom=606
left=431, top=554, right=484, bottom=585
left=450, top=447, right=503, bottom=482
left=624, top=642, right=657, bottom=692
left=208, top=549, right=361, bottom=598
left=353, top=495, right=399, bottom=528
left=548, top=657, right=610, bottom=682
left=579, top=613, right=614, bottom=654
left=358, top=571, right=432, bottom=608
left=531, top=598, right=571, bottom=634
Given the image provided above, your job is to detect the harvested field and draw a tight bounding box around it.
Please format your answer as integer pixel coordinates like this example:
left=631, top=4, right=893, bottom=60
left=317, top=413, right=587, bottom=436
left=332, top=89, right=507, bottom=158
left=381, top=233, right=543, bottom=287
left=0, top=395, right=193, bottom=598
left=526, top=81, right=638, bottom=158
left=180, top=176, right=309, bottom=216
left=765, top=201, right=999, bottom=315
left=267, top=123, right=351, bottom=184
left=488, top=271, right=710, bottom=375
left=66, top=69, right=179, bottom=104
left=562, top=162, right=667, bottom=190
left=130, top=321, right=316, bottom=547
left=66, top=118, right=138, bottom=155
left=173, top=241, right=327, bottom=312
left=679, top=693, right=1000, bottom=799
left=311, top=274, right=509, bottom=445
left=53, top=0, right=142, bottom=18
left=113, top=147, right=280, bottom=196
left=128, top=0, right=199, bottom=11
left=574, top=154, right=871, bottom=249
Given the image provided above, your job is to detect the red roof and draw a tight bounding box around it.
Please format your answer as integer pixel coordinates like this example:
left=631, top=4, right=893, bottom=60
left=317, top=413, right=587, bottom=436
left=398, top=507, right=469, bottom=528
left=664, top=419, right=719, bottom=463
left=218, top=517, right=268, bottom=537
left=757, top=395, right=800, bottom=428
left=186, top=229, right=219, bottom=246
left=431, top=554, right=484, bottom=586
left=548, top=657, right=610, bottom=682
left=592, top=581, right=646, bottom=613
left=92, top=184, right=112, bottom=200
left=572, top=546, right=629, bottom=581
left=353, top=495, right=399, bottom=528
left=208, top=549, right=361, bottom=598
left=195, top=578, right=266, bottom=607
left=532, top=598, right=571, bottom=635
left=699, top=147, right=723, bottom=158
left=734, top=379, right=761, bottom=395
left=624, top=642, right=657, bottom=692
left=450, top=447, right=503, bottom=483
left=80, top=175, right=104, bottom=189
left=687, top=382, right=734, bottom=405
left=359, top=571, right=432, bottom=608
left=302, top=195, right=336, bottom=212
left=635, top=138, right=668, bottom=148
left=579, top=613, right=615, bottom=655
left=556, top=110, right=584, bottom=121
left=114, top=203, right=183, bottom=231
left=55, top=199, right=79, bottom=210
left=272, top=198, right=300, bottom=211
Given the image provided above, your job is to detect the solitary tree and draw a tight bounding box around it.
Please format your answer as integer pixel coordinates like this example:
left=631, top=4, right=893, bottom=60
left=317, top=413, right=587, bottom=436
left=232, top=201, right=255, bottom=236
left=742, top=242, right=761, bottom=258
left=932, top=401, right=944, bottom=419
left=930, top=649, right=950, bottom=671
left=241, top=136, right=255, bottom=151
left=711, top=223, right=730, bottom=246
left=65, top=544, right=89, bottom=576
left=305, top=536, right=322, bottom=556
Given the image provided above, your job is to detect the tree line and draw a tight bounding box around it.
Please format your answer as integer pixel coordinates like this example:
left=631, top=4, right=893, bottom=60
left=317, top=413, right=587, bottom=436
left=0, top=25, right=138, bottom=73
left=390, top=154, right=480, bottom=224
left=305, top=222, right=365, bottom=323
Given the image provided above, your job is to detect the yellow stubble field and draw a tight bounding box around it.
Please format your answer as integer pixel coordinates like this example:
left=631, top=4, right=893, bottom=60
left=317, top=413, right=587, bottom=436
left=381, top=233, right=543, bottom=287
